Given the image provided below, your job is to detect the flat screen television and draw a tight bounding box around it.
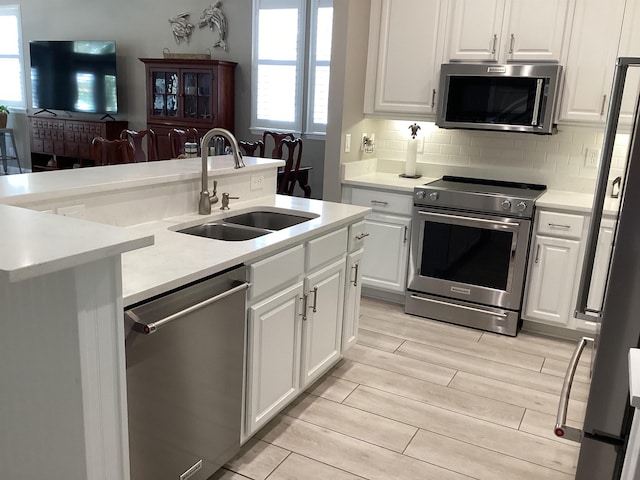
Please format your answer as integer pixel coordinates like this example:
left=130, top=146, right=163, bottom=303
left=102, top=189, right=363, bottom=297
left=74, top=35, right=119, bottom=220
left=29, top=40, right=118, bottom=115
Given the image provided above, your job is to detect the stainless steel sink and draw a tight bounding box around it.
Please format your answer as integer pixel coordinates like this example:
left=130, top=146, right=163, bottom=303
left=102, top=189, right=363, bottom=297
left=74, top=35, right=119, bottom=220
left=223, top=211, right=315, bottom=230
left=177, top=223, right=270, bottom=241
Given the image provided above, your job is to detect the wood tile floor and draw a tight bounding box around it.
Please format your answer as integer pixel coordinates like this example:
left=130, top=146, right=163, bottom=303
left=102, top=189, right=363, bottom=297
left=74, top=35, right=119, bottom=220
left=213, top=297, right=591, bottom=480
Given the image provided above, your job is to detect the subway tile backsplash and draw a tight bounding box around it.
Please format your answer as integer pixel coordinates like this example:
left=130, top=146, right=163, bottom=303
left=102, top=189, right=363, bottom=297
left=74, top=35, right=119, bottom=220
left=364, top=120, right=628, bottom=193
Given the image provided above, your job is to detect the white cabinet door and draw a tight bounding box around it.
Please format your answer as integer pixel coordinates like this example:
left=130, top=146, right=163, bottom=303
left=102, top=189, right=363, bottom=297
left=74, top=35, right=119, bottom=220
left=618, top=0, right=640, bottom=122
left=364, top=0, right=446, bottom=115
left=342, top=249, right=363, bottom=352
left=361, top=213, right=411, bottom=293
left=524, top=235, right=581, bottom=326
left=445, top=0, right=571, bottom=62
left=246, top=282, right=303, bottom=435
left=301, top=259, right=345, bottom=388
left=587, top=219, right=616, bottom=312
left=559, top=0, right=626, bottom=123
left=445, top=0, right=505, bottom=61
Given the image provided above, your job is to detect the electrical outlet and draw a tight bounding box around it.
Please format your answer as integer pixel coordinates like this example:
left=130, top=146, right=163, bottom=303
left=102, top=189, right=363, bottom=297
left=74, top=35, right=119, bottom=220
left=345, top=134, right=351, bottom=153
left=585, top=148, right=600, bottom=168
left=57, top=204, right=86, bottom=219
left=361, top=133, right=368, bottom=151
left=250, top=175, right=264, bottom=191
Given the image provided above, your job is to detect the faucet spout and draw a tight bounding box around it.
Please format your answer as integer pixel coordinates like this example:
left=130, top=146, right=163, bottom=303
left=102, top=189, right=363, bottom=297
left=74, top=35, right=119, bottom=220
left=199, top=128, right=245, bottom=215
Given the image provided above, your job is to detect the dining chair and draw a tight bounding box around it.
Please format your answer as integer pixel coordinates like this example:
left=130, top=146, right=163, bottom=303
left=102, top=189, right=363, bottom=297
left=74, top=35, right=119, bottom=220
left=120, top=128, right=157, bottom=162
left=277, top=137, right=303, bottom=196
left=169, top=127, right=200, bottom=158
left=238, top=140, right=265, bottom=157
left=91, top=137, right=135, bottom=166
left=262, top=131, right=295, bottom=159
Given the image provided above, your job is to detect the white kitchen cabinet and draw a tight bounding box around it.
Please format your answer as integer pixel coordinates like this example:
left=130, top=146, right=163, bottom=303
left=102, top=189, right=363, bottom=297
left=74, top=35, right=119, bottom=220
left=444, top=0, right=573, bottom=62
left=301, top=258, right=346, bottom=388
left=364, top=0, right=447, bottom=116
left=524, top=235, right=581, bottom=327
left=559, top=0, right=626, bottom=123
left=618, top=0, right=640, bottom=122
left=246, top=282, right=304, bottom=434
left=342, top=249, right=363, bottom=352
left=361, top=213, right=411, bottom=293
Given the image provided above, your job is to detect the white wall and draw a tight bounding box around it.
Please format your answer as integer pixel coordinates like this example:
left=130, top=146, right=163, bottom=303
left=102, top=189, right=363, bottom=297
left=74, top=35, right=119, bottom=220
left=4, top=0, right=326, bottom=198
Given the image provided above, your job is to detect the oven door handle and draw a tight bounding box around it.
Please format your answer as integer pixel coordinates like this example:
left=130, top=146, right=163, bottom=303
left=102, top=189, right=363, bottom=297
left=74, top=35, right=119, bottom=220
left=418, top=211, right=521, bottom=232
left=410, top=294, right=509, bottom=318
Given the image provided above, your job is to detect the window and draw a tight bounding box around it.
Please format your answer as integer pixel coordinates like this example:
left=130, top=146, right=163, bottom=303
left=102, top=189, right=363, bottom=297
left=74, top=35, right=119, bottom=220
left=0, top=5, right=25, bottom=109
left=251, top=0, right=333, bottom=136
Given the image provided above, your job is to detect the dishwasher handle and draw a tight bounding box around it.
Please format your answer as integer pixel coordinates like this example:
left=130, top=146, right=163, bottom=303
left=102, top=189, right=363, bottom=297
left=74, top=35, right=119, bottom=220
left=127, top=281, right=250, bottom=334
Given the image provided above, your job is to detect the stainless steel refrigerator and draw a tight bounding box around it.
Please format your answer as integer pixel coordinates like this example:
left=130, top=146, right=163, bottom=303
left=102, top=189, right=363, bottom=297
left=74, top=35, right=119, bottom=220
left=555, top=57, right=640, bottom=479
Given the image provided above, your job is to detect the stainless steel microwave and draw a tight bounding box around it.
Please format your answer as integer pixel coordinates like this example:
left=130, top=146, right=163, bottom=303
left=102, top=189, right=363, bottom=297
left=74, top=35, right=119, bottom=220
left=436, top=63, right=563, bottom=135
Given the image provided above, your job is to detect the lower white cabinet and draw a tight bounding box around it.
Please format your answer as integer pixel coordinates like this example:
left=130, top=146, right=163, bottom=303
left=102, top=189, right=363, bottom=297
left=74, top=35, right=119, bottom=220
left=361, top=213, right=411, bottom=293
left=342, top=249, right=363, bottom=352
left=246, top=282, right=304, bottom=434
left=524, top=235, right=581, bottom=327
left=301, top=259, right=346, bottom=388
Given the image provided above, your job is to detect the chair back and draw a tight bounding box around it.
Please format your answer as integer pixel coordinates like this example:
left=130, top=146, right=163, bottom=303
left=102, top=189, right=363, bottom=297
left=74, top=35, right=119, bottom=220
left=277, top=138, right=303, bottom=196
left=91, top=137, right=135, bottom=166
left=169, top=128, right=200, bottom=158
left=120, top=129, right=157, bottom=162
left=262, top=131, right=295, bottom=159
left=238, top=140, right=265, bottom=157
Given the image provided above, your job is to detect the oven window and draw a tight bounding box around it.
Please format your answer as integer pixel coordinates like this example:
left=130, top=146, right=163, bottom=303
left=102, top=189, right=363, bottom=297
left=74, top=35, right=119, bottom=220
left=421, top=221, right=512, bottom=290
left=445, top=76, right=540, bottom=125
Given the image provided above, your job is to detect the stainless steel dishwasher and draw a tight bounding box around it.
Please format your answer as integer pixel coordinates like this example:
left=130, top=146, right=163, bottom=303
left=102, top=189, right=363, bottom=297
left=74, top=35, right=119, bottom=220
left=124, top=266, right=249, bottom=480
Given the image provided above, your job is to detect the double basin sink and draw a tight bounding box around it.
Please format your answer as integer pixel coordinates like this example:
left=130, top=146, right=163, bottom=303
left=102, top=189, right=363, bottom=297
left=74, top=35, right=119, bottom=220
left=177, top=209, right=319, bottom=241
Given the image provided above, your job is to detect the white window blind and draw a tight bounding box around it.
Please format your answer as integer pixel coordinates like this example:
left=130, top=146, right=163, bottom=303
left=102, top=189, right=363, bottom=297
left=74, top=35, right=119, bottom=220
left=252, top=0, right=333, bottom=136
left=0, top=5, right=25, bottom=109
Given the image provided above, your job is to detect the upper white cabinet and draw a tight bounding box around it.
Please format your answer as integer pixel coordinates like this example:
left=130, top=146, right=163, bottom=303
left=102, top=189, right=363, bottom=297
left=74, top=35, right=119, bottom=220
left=444, top=0, right=573, bottom=62
left=618, top=0, right=640, bottom=122
left=559, top=0, right=626, bottom=123
left=364, top=0, right=447, bottom=116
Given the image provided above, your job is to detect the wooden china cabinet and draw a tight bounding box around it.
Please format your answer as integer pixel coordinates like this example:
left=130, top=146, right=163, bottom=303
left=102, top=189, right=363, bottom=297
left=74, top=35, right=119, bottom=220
left=139, top=58, right=237, bottom=159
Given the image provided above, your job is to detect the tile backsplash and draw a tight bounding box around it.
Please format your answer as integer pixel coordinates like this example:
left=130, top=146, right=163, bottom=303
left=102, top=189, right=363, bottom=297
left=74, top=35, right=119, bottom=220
left=360, top=120, right=629, bottom=193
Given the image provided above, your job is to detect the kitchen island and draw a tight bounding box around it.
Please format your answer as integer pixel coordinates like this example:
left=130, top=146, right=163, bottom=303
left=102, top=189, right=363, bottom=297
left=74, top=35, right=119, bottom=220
left=0, top=157, right=370, bottom=480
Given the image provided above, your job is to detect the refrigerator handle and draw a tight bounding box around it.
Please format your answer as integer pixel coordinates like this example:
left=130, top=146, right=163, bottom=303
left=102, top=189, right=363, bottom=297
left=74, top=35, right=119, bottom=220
left=554, top=336, right=594, bottom=442
left=575, top=57, right=640, bottom=320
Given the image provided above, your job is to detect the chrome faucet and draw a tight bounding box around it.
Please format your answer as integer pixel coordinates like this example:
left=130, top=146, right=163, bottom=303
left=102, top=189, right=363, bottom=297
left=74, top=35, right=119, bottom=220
left=199, top=128, right=245, bottom=215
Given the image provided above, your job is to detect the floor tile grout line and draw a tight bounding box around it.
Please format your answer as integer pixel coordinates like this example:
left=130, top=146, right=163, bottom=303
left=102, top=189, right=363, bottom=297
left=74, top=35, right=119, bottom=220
left=262, top=450, right=292, bottom=480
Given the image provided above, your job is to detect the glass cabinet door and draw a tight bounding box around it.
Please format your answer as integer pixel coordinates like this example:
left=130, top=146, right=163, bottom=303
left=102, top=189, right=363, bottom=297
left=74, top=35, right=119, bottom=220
left=182, top=70, right=213, bottom=121
left=151, top=70, right=179, bottom=117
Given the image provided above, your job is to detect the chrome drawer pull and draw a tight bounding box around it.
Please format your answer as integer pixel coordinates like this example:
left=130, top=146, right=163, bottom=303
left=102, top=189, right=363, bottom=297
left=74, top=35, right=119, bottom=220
left=370, top=200, right=388, bottom=206
left=355, top=232, right=370, bottom=240
left=548, top=223, right=571, bottom=229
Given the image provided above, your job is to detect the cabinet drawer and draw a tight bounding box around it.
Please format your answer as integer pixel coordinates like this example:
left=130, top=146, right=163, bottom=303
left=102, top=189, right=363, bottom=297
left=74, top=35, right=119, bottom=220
left=348, top=220, right=367, bottom=252
left=351, top=188, right=413, bottom=215
left=537, top=211, right=584, bottom=239
left=306, top=227, right=348, bottom=271
left=249, top=245, right=304, bottom=300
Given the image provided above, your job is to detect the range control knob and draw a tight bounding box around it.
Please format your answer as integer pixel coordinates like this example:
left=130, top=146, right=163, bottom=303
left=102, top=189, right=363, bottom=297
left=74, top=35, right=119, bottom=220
left=501, top=199, right=512, bottom=210
left=416, top=190, right=426, bottom=199
left=517, top=201, right=528, bottom=212
left=429, top=192, right=439, bottom=201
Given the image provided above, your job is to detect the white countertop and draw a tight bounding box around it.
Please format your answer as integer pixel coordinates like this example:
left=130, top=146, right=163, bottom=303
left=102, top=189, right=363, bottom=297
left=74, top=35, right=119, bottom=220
left=629, top=349, right=640, bottom=409
left=0, top=204, right=153, bottom=283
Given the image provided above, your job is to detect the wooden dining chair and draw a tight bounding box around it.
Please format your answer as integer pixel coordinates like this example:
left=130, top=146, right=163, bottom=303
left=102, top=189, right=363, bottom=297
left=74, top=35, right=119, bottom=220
left=238, top=140, right=265, bottom=157
left=91, top=137, right=135, bottom=166
left=262, top=131, right=295, bottom=159
left=120, top=129, right=157, bottom=162
left=277, top=137, right=303, bottom=196
left=169, top=127, right=200, bottom=158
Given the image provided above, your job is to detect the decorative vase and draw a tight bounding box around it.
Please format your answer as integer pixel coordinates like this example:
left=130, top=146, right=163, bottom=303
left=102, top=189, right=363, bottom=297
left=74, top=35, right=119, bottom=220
left=0, top=113, right=7, bottom=129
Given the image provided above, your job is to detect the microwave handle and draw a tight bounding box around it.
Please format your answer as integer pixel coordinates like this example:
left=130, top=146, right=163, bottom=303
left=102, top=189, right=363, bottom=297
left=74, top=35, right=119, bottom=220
left=531, top=79, right=543, bottom=126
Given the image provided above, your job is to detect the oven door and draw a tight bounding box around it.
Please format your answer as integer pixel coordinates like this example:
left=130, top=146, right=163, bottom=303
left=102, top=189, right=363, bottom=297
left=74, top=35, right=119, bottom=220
left=407, top=207, right=532, bottom=311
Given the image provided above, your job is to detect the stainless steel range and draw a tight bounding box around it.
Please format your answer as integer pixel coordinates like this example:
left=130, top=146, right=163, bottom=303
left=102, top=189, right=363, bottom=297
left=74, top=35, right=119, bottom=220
left=405, top=176, right=546, bottom=336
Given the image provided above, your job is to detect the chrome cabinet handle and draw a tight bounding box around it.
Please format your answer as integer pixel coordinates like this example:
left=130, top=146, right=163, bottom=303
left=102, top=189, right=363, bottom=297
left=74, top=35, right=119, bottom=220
left=600, top=94, right=607, bottom=116
left=370, top=200, right=388, bottom=206
left=534, top=244, right=541, bottom=263
left=509, top=33, right=515, bottom=54
left=351, top=263, right=359, bottom=287
left=300, top=294, right=308, bottom=321
left=491, top=34, right=498, bottom=55
left=555, top=336, right=593, bottom=442
left=548, top=223, right=571, bottom=229
left=431, top=89, right=436, bottom=108
left=355, top=232, right=370, bottom=240
left=309, top=287, right=318, bottom=313
left=403, top=225, right=408, bottom=244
